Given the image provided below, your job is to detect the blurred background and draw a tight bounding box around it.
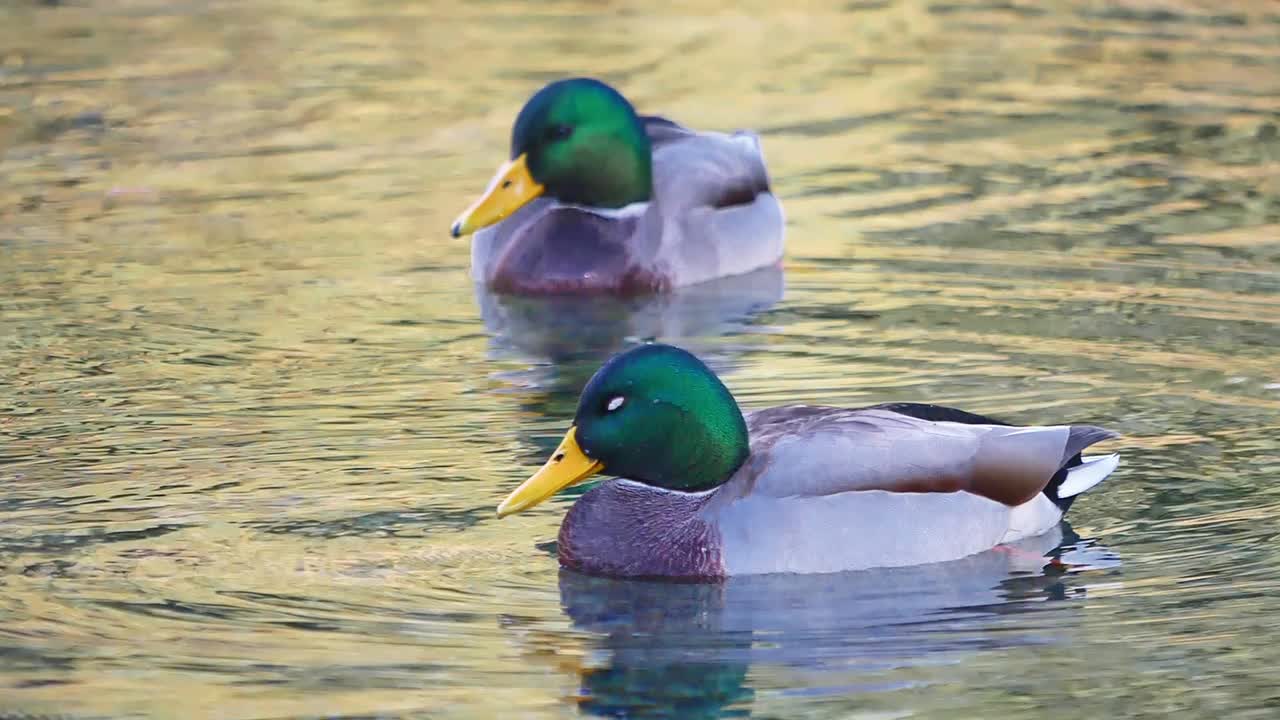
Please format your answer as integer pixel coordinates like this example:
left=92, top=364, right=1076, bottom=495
left=1, top=0, right=1278, bottom=718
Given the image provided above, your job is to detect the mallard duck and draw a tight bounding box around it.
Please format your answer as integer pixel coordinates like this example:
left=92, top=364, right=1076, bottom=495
left=497, top=343, right=1122, bottom=579
left=450, top=78, right=784, bottom=295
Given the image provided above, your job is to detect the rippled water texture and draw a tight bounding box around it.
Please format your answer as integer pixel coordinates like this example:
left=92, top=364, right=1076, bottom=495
left=2, top=0, right=1279, bottom=718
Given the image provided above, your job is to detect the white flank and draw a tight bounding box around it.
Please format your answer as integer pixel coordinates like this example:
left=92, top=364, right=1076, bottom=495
left=1001, top=494, right=1065, bottom=544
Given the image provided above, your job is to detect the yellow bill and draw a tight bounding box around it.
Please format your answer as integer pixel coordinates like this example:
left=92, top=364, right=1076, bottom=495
left=450, top=153, right=545, bottom=237
left=497, top=425, right=603, bottom=517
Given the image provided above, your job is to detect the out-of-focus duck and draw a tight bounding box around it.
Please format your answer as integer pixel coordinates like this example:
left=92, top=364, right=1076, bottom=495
left=451, top=78, right=784, bottom=295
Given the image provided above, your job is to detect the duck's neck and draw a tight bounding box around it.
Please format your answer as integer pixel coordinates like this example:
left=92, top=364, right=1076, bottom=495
left=558, top=480, right=725, bottom=579
left=553, top=135, right=652, bottom=209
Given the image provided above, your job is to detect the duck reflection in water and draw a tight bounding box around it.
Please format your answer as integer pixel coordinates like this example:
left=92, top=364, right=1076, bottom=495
left=556, top=527, right=1118, bottom=719
left=476, top=264, right=784, bottom=365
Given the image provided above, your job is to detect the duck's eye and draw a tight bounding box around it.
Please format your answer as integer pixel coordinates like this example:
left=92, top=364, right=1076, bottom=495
left=547, top=124, right=573, bottom=141
left=605, top=396, right=625, bottom=413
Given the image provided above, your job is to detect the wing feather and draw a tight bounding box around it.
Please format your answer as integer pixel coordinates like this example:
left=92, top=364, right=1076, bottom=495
left=726, top=406, right=1116, bottom=507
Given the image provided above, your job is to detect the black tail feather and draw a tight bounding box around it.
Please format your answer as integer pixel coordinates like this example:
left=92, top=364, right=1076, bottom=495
left=1062, top=425, right=1120, bottom=465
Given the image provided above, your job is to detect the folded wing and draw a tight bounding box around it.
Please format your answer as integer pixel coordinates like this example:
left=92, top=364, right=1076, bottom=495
left=734, top=405, right=1118, bottom=507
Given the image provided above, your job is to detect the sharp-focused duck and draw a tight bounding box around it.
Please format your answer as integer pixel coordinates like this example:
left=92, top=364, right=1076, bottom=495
left=497, top=343, right=1122, bottom=579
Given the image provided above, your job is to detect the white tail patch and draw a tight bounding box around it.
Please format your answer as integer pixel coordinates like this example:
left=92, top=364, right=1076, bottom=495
left=1058, top=453, right=1120, bottom=498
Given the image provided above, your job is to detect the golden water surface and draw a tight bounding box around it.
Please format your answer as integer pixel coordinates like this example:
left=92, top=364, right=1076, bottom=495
left=2, top=0, right=1279, bottom=718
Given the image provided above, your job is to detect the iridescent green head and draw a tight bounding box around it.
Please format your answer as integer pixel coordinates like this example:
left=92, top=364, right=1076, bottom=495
left=497, top=344, right=749, bottom=517
left=513, top=78, right=652, bottom=208
left=452, top=78, right=653, bottom=238
left=573, top=344, right=749, bottom=491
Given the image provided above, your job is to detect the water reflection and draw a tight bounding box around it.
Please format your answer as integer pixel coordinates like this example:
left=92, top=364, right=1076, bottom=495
left=477, top=264, right=784, bottom=369
left=559, top=527, right=1119, bottom=718
left=3, top=0, right=1279, bottom=715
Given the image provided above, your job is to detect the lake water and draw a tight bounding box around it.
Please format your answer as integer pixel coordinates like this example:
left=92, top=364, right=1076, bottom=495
left=2, top=1, right=1279, bottom=718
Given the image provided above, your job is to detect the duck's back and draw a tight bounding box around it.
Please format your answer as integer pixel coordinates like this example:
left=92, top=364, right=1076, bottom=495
left=701, top=404, right=1118, bottom=575
left=645, top=116, right=785, bottom=286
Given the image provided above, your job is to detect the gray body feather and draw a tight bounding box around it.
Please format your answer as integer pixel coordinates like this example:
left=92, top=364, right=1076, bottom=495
left=559, top=404, right=1120, bottom=578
